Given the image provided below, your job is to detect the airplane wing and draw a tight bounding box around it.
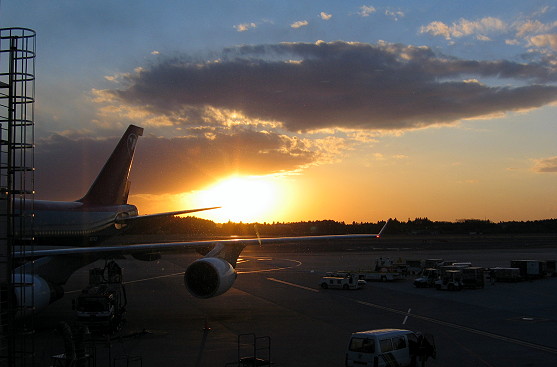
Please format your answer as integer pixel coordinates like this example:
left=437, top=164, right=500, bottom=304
left=14, top=220, right=389, bottom=309
left=16, top=219, right=390, bottom=259
left=14, top=233, right=380, bottom=258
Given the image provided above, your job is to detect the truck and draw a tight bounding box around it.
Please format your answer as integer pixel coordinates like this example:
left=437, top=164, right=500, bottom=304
left=74, top=261, right=127, bottom=334
left=352, top=257, right=406, bottom=282
left=413, top=268, right=439, bottom=288
left=346, top=329, right=436, bottom=367
left=320, top=272, right=366, bottom=290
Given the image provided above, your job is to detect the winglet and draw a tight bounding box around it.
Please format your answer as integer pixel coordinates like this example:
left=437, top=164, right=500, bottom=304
left=376, top=219, right=390, bottom=238
left=78, top=125, right=144, bottom=206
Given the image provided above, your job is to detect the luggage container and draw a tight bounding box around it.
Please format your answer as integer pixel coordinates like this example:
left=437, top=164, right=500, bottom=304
left=489, top=267, right=521, bottom=282
left=510, top=260, right=546, bottom=280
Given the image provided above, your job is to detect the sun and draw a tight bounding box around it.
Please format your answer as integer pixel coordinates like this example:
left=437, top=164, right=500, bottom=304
left=193, top=175, right=282, bottom=223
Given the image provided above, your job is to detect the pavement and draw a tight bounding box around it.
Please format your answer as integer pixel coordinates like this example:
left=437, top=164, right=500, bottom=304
left=32, top=235, right=557, bottom=366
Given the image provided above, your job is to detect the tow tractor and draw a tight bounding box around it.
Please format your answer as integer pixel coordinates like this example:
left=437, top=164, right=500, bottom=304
left=434, top=269, right=463, bottom=291
left=74, top=261, right=127, bottom=334
left=413, top=268, right=439, bottom=288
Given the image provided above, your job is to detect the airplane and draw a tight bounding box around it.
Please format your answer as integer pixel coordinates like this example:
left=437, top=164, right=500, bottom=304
left=12, top=125, right=389, bottom=315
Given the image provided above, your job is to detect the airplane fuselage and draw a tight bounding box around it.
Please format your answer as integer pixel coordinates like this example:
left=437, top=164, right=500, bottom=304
left=31, top=200, right=138, bottom=246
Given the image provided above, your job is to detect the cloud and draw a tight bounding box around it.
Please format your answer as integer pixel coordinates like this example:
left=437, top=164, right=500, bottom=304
left=101, top=41, right=557, bottom=134
left=514, top=20, right=557, bottom=37
left=528, top=33, right=557, bottom=51
left=420, top=17, right=506, bottom=40
left=320, top=12, right=332, bottom=21
left=34, top=128, right=321, bottom=199
left=291, top=20, right=308, bottom=29
left=385, top=9, right=404, bottom=21
left=533, top=156, right=557, bottom=173
left=421, top=13, right=557, bottom=54
left=358, top=6, right=376, bottom=17
left=234, top=23, right=257, bottom=32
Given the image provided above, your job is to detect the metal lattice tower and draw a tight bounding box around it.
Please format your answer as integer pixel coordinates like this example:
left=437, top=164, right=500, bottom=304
left=0, top=27, right=36, bottom=367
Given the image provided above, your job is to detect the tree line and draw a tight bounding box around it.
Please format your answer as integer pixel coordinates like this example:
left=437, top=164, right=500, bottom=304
left=127, top=216, right=557, bottom=237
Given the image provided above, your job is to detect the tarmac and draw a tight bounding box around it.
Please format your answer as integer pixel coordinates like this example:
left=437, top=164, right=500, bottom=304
left=32, top=235, right=557, bottom=366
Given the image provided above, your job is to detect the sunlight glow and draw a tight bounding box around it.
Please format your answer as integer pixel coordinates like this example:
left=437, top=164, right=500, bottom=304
left=193, top=175, right=282, bottom=223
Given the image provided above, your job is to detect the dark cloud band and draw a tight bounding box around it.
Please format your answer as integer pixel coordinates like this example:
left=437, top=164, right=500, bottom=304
left=107, top=41, right=557, bottom=132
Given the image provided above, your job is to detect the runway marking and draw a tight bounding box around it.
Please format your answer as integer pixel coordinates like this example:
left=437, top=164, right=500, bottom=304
left=123, top=272, right=185, bottom=284
left=356, top=300, right=557, bottom=355
left=66, top=272, right=186, bottom=294
left=402, top=308, right=411, bottom=325
left=67, top=257, right=301, bottom=293
left=267, top=277, right=319, bottom=293
left=237, top=257, right=302, bottom=274
left=264, top=277, right=557, bottom=355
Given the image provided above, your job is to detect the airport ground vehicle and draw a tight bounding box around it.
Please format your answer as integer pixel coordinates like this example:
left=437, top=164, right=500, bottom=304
left=510, top=260, right=547, bottom=280
left=362, top=272, right=402, bottom=282
left=546, top=260, right=556, bottom=276
left=346, top=329, right=436, bottom=367
left=413, top=268, right=438, bottom=288
left=74, top=261, right=127, bottom=334
left=489, top=267, right=521, bottom=282
left=348, top=257, right=406, bottom=282
left=423, top=259, right=444, bottom=268
left=461, top=267, right=485, bottom=288
left=320, top=272, right=366, bottom=290
left=434, top=269, right=463, bottom=291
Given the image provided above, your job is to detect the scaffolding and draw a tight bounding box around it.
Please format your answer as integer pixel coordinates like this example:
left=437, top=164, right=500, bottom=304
left=0, top=27, right=36, bottom=367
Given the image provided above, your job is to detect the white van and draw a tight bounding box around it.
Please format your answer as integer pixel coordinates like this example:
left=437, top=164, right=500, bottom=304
left=346, top=329, right=418, bottom=367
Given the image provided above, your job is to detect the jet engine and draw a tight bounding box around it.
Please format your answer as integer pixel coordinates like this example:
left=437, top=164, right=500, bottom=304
left=184, top=257, right=237, bottom=298
left=12, top=273, right=63, bottom=317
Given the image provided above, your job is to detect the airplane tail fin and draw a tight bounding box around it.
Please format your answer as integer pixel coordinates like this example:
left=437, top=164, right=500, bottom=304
left=78, top=125, right=144, bottom=206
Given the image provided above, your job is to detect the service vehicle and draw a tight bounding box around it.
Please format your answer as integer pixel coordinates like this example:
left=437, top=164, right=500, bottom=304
left=413, top=268, right=438, bottom=288
left=360, top=271, right=403, bottom=282
left=510, top=260, right=546, bottom=280
left=423, top=259, right=444, bottom=269
left=434, top=269, right=463, bottom=291
left=74, top=261, right=127, bottom=334
left=320, top=272, right=366, bottom=290
left=351, top=257, right=406, bottom=282
left=346, top=328, right=436, bottom=367
left=546, top=260, right=556, bottom=277
left=405, top=260, right=424, bottom=276
left=461, top=267, right=485, bottom=288
left=489, top=267, right=521, bottom=282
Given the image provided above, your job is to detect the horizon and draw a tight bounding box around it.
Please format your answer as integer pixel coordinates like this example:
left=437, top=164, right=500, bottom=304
left=174, top=215, right=557, bottom=226
left=3, top=1, right=556, bottom=224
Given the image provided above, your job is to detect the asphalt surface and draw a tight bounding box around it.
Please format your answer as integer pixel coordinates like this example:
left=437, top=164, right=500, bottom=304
left=32, top=236, right=557, bottom=367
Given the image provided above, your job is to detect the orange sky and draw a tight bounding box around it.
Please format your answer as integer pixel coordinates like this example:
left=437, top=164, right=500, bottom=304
left=11, top=2, right=556, bottom=224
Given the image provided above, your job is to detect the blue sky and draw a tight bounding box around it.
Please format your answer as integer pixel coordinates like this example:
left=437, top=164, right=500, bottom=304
left=2, top=1, right=556, bottom=223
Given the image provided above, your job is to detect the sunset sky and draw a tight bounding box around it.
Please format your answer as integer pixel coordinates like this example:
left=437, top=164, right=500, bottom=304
left=2, top=1, right=557, bottom=223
